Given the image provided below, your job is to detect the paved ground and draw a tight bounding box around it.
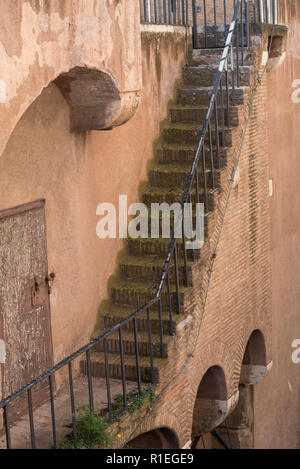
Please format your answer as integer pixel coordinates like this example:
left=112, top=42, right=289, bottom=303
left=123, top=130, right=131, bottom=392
left=0, top=375, right=136, bottom=449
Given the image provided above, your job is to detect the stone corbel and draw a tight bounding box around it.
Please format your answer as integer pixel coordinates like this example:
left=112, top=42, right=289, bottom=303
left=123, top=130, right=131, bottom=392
left=54, top=67, right=140, bottom=132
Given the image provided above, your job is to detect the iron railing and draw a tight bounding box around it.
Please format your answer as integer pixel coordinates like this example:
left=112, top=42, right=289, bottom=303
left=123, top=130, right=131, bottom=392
left=140, top=0, right=190, bottom=25
left=192, top=0, right=278, bottom=49
left=0, top=0, right=279, bottom=450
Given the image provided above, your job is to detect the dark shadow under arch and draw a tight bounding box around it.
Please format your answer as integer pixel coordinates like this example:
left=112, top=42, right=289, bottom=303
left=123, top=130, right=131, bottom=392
left=124, top=427, right=179, bottom=449
left=242, top=329, right=267, bottom=366
left=196, top=365, right=227, bottom=401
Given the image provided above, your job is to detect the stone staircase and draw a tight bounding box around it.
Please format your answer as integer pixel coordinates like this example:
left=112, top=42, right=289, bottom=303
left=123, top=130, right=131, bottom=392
left=80, top=48, right=253, bottom=388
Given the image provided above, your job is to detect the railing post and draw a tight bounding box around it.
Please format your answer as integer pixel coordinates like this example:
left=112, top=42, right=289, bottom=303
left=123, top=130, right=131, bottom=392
left=192, top=0, right=197, bottom=49
left=3, top=406, right=11, bottom=449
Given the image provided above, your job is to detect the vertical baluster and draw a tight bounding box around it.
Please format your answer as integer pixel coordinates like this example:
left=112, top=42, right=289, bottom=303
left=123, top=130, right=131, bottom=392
left=174, top=243, right=181, bottom=314
left=246, top=0, right=250, bottom=47
left=104, top=338, right=112, bottom=420
left=189, top=192, right=195, bottom=262
left=192, top=0, right=197, bottom=48
left=173, top=0, right=176, bottom=24
left=133, top=317, right=142, bottom=394
left=241, top=0, right=244, bottom=65
left=158, top=0, right=162, bottom=23
left=236, top=9, right=240, bottom=88
left=146, top=308, right=154, bottom=384
left=168, top=0, right=172, bottom=23
left=213, top=0, right=217, bottom=47
left=201, top=146, right=208, bottom=212
left=214, top=99, right=220, bottom=169
left=143, top=0, right=148, bottom=23
left=225, top=57, right=231, bottom=124
left=181, top=207, right=188, bottom=286
left=119, top=328, right=127, bottom=408
left=208, top=120, right=215, bottom=189
left=265, top=0, right=268, bottom=23
left=219, top=76, right=225, bottom=147
left=86, top=350, right=94, bottom=414
left=49, top=375, right=57, bottom=449
left=203, top=0, right=207, bottom=48
left=163, top=0, right=167, bottom=23
left=181, top=0, right=185, bottom=25
left=68, top=362, right=78, bottom=449
left=27, top=389, right=36, bottom=449
left=166, top=271, right=174, bottom=334
left=3, top=406, right=11, bottom=449
left=158, top=299, right=164, bottom=358
left=230, top=43, right=235, bottom=105
left=154, top=0, right=158, bottom=23
left=195, top=161, right=200, bottom=206
left=201, top=146, right=208, bottom=211
left=185, top=0, right=189, bottom=26
left=223, top=0, right=227, bottom=45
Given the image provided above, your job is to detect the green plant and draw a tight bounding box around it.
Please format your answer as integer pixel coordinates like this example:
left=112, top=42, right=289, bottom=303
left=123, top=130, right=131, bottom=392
left=60, top=406, right=111, bottom=449
left=112, top=388, right=156, bottom=416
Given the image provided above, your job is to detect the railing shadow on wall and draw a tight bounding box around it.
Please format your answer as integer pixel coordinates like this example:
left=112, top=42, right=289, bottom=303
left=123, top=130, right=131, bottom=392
left=0, top=0, right=278, bottom=450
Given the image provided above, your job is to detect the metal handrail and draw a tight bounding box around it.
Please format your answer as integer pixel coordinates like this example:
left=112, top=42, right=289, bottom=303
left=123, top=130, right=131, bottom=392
left=0, top=0, right=279, bottom=450
left=141, top=0, right=189, bottom=26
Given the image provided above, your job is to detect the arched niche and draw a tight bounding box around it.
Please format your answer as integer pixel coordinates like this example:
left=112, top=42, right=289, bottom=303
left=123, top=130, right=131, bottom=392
left=191, top=365, right=238, bottom=440
left=240, top=329, right=271, bottom=385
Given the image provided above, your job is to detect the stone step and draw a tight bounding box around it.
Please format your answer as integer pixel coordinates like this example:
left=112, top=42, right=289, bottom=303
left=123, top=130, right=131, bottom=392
left=194, top=34, right=247, bottom=50
left=156, top=143, right=230, bottom=168
left=80, top=350, right=166, bottom=384
left=177, top=85, right=249, bottom=106
left=182, top=65, right=252, bottom=87
left=149, top=163, right=221, bottom=188
left=191, top=48, right=253, bottom=67
left=137, top=206, right=214, bottom=240
left=126, top=235, right=203, bottom=261
left=94, top=329, right=170, bottom=359
left=110, top=281, right=191, bottom=310
left=102, top=306, right=184, bottom=335
left=169, top=104, right=240, bottom=127
left=162, top=122, right=233, bottom=146
left=141, top=185, right=217, bottom=211
left=119, top=255, right=193, bottom=286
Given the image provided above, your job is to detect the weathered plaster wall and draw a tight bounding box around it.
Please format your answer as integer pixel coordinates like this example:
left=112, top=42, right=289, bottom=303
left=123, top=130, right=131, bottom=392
left=0, top=26, right=190, bottom=386
left=0, top=0, right=142, bottom=153
left=253, top=0, right=300, bottom=449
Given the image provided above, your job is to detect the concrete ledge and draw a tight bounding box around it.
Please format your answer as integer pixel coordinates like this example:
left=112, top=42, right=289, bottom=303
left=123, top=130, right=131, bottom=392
left=140, top=23, right=192, bottom=34
left=240, top=361, right=273, bottom=385
left=192, top=391, right=239, bottom=438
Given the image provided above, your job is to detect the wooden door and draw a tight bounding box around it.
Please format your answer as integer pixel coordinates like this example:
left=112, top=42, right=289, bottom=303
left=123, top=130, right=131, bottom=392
left=0, top=200, right=53, bottom=418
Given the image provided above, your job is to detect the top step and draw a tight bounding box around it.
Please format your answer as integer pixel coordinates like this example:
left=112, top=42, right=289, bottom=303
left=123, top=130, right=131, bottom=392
left=191, top=48, right=254, bottom=67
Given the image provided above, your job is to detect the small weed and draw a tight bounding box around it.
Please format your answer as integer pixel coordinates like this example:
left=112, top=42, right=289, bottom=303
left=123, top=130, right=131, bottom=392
left=112, top=388, right=156, bottom=416
left=60, top=406, right=111, bottom=449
